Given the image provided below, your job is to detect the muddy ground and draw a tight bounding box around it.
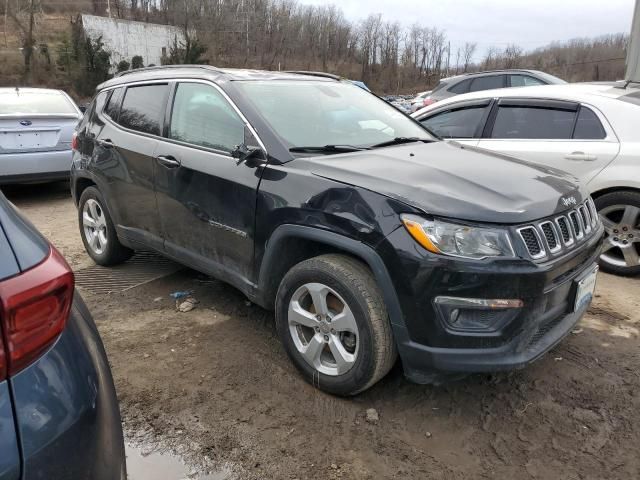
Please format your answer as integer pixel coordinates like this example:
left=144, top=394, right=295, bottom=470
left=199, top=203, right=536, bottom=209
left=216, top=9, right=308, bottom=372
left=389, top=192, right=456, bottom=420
left=4, top=182, right=639, bottom=480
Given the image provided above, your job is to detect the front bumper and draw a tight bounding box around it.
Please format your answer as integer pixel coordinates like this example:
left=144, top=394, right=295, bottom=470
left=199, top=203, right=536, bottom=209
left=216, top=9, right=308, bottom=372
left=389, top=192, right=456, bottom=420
left=9, top=293, right=125, bottom=480
left=377, top=223, right=603, bottom=383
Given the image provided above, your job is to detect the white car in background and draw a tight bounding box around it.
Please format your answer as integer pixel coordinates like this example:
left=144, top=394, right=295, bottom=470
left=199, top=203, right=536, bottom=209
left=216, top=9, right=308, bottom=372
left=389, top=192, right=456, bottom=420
left=0, top=87, right=82, bottom=185
left=413, top=82, right=640, bottom=276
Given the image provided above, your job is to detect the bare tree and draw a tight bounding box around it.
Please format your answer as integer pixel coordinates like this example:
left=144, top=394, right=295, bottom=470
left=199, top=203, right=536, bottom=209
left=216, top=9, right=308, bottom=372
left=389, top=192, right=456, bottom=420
left=482, top=46, right=498, bottom=70
left=503, top=43, right=523, bottom=68
left=462, top=42, right=476, bottom=72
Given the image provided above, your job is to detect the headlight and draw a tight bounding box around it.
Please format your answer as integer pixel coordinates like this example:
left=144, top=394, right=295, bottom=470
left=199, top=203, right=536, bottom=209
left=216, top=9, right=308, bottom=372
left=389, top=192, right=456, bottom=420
left=401, top=214, right=515, bottom=259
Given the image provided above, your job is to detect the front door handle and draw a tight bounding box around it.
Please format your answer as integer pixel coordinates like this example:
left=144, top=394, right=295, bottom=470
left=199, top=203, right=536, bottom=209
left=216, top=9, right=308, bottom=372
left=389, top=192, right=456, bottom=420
left=156, top=155, right=181, bottom=168
left=97, top=138, right=115, bottom=148
left=565, top=151, right=597, bottom=161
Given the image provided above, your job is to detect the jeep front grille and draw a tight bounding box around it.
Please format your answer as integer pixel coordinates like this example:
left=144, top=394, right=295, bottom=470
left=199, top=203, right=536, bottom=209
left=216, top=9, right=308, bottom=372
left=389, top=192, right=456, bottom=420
left=517, top=199, right=599, bottom=260
left=517, top=226, right=545, bottom=259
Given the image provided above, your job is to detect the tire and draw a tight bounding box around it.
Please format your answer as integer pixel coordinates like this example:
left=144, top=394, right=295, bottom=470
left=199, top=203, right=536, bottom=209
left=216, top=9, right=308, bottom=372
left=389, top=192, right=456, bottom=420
left=275, top=254, right=397, bottom=396
left=78, top=186, right=133, bottom=266
left=594, top=190, right=640, bottom=276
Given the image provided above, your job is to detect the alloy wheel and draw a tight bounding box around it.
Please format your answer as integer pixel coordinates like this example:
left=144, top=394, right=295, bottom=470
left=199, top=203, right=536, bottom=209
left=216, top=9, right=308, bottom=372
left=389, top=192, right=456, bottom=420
left=287, top=282, right=359, bottom=376
left=599, top=204, right=640, bottom=269
left=82, top=198, right=108, bottom=255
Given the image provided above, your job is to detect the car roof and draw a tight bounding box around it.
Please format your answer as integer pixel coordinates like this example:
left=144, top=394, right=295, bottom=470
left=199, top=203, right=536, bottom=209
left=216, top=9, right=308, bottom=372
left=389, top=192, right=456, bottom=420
left=440, top=69, right=547, bottom=82
left=98, top=65, right=339, bottom=90
left=414, top=82, right=637, bottom=115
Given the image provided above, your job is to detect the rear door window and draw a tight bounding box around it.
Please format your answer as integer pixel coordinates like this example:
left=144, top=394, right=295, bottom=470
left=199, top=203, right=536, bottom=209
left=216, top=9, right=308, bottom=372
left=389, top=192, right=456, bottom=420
left=491, top=106, right=576, bottom=139
left=449, top=79, right=472, bottom=94
left=118, top=84, right=170, bottom=136
left=509, top=75, right=545, bottom=87
left=573, top=107, right=606, bottom=139
left=104, top=88, right=124, bottom=121
left=421, top=106, right=487, bottom=138
left=169, top=82, right=245, bottom=154
left=469, top=75, right=504, bottom=92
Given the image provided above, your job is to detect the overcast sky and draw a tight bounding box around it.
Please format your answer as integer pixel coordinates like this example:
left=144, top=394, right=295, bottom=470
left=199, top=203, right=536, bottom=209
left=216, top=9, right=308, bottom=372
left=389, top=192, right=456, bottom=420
left=298, top=0, right=635, bottom=60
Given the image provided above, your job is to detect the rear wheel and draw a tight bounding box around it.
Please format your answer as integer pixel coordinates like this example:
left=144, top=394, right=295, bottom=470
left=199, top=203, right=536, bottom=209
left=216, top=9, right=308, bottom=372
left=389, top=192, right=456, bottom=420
left=595, top=191, right=640, bottom=276
left=275, top=254, right=397, bottom=396
left=78, top=186, right=133, bottom=266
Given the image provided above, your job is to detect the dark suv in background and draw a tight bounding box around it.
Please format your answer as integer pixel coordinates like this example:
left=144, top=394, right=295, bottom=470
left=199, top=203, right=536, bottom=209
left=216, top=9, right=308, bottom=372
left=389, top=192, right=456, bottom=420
left=420, top=69, right=566, bottom=107
left=71, top=66, right=602, bottom=395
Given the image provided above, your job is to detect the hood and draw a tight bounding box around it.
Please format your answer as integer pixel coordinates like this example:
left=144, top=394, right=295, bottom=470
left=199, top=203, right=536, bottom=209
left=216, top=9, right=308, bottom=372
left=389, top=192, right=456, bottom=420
left=296, top=141, right=585, bottom=224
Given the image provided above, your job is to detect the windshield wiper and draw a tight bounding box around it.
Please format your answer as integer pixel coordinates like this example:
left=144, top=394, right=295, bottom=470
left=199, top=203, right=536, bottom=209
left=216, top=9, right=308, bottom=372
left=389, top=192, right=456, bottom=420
left=289, top=144, right=370, bottom=154
left=369, top=137, right=433, bottom=149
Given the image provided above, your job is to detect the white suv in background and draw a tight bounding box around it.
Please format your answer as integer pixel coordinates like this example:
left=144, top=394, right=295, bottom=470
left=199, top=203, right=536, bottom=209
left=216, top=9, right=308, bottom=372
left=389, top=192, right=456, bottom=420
left=413, top=82, right=640, bottom=276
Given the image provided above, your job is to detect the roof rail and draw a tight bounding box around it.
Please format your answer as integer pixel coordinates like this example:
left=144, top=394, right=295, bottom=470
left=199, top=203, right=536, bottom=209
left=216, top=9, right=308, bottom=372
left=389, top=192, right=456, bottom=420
left=283, top=70, right=342, bottom=81
left=459, top=68, right=533, bottom=77
left=115, top=64, right=223, bottom=78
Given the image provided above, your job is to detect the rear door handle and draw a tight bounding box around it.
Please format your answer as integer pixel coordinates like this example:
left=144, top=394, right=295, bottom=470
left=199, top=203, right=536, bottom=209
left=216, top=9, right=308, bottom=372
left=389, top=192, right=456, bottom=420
left=156, top=155, right=181, bottom=168
left=565, top=151, right=597, bottom=161
left=97, top=138, right=115, bottom=148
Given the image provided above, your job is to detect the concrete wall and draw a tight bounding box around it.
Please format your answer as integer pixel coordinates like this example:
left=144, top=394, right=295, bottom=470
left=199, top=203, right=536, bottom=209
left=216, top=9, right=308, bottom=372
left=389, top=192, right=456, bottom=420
left=626, top=0, right=640, bottom=82
left=81, top=15, right=185, bottom=70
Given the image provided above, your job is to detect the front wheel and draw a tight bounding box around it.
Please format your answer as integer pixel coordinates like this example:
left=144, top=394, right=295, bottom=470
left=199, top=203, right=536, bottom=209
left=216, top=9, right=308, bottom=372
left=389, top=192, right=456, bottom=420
left=595, top=191, right=640, bottom=276
left=78, top=186, right=133, bottom=266
left=275, top=254, right=397, bottom=396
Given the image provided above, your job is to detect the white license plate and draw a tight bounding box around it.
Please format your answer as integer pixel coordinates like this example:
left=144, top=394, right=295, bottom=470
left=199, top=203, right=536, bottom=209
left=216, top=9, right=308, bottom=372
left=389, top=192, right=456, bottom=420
left=574, top=266, right=598, bottom=312
left=0, top=130, right=59, bottom=149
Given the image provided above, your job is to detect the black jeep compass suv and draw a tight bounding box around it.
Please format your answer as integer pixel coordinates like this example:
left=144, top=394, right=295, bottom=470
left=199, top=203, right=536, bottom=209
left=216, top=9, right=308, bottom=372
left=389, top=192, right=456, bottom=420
left=71, top=66, right=603, bottom=395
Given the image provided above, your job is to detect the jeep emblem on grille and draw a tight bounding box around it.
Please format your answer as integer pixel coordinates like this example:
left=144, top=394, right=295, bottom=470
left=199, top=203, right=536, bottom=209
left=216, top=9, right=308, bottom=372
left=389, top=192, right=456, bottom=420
left=19, top=119, right=32, bottom=126
left=561, top=196, right=577, bottom=207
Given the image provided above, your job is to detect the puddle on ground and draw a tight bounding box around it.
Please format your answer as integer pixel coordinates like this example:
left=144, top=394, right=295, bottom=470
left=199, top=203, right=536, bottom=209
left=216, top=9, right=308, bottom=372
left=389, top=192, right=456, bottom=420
left=126, top=443, right=230, bottom=480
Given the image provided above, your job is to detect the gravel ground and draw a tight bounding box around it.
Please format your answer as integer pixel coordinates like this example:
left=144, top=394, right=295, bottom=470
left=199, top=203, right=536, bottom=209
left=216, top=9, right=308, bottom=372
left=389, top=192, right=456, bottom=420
left=4, top=181, right=639, bottom=480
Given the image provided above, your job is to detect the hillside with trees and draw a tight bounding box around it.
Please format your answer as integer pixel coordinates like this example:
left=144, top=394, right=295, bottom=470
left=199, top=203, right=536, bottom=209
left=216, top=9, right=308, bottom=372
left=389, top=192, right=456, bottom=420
left=0, top=0, right=629, bottom=99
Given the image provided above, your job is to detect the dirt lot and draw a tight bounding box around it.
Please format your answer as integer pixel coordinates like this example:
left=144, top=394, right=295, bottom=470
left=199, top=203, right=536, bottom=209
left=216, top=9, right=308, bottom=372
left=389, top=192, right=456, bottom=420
left=4, top=182, right=639, bottom=480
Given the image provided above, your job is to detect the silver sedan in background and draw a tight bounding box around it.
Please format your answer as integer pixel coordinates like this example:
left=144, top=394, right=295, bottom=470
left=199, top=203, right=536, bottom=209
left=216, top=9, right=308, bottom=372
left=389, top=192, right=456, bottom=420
left=0, top=88, right=82, bottom=184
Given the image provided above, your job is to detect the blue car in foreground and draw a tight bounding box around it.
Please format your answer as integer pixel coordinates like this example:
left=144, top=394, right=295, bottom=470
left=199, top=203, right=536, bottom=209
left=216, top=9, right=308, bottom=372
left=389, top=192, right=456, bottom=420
left=0, top=190, right=124, bottom=479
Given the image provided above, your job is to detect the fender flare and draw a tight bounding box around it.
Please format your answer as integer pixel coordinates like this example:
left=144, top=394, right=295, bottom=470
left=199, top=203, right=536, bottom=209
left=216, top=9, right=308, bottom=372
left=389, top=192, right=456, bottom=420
left=257, top=224, right=408, bottom=334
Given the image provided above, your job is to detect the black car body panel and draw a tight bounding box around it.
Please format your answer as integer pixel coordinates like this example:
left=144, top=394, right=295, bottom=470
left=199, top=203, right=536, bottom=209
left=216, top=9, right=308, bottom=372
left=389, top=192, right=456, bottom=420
left=72, top=66, right=603, bottom=383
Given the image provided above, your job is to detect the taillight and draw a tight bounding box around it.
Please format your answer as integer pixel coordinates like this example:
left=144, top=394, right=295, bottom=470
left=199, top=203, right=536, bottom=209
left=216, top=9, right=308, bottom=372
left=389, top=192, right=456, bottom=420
left=423, top=97, right=436, bottom=107
left=0, top=247, right=74, bottom=379
left=71, top=132, right=79, bottom=151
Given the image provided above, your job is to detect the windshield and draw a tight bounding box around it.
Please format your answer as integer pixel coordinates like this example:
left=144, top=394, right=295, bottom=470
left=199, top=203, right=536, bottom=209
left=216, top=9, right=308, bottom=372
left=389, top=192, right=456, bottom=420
left=234, top=80, right=434, bottom=150
left=0, top=90, right=78, bottom=115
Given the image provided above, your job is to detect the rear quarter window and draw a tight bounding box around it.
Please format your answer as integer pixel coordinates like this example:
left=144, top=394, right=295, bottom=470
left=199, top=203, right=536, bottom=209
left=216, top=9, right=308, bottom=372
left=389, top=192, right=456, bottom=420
left=573, top=107, right=606, bottom=140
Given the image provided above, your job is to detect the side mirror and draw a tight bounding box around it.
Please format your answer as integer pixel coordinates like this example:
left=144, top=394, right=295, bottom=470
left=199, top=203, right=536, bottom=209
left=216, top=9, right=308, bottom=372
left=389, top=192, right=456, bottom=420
left=79, top=105, right=87, bottom=114
left=232, top=144, right=265, bottom=167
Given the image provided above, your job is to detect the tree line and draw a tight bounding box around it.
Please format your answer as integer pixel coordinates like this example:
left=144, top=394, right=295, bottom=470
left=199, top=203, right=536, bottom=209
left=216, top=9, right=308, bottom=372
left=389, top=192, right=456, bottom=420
left=1, top=0, right=629, bottom=94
